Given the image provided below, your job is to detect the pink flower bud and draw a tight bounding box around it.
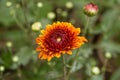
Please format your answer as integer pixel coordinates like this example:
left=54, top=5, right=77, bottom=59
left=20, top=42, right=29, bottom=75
left=83, top=3, right=98, bottom=17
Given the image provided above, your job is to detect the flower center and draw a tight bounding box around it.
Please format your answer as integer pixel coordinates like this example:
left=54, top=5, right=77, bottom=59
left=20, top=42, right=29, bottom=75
left=56, top=37, right=62, bottom=42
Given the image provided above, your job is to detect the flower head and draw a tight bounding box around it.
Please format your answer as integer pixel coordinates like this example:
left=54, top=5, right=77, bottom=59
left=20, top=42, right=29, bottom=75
left=83, top=2, right=98, bottom=17
left=36, top=22, right=87, bottom=61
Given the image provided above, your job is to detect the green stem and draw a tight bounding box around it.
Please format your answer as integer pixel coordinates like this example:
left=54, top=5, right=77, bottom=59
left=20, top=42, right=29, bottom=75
left=21, top=0, right=30, bottom=29
left=83, top=16, right=90, bottom=36
left=68, top=16, right=90, bottom=77
left=0, top=71, right=3, bottom=80
left=62, top=55, right=68, bottom=80
left=17, top=68, right=22, bottom=79
left=74, top=48, right=80, bottom=58
left=10, top=7, right=27, bottom=33
left=68, top=48, right=80, bottom=75
left=102, top=59, right=108, bottom=73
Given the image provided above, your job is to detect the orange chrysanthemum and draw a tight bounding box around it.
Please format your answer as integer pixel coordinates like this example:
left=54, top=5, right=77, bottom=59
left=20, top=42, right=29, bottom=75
left=36, top=22, right=87, bottom=61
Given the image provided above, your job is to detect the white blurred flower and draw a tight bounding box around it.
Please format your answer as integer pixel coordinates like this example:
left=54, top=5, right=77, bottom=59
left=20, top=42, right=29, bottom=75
left=32, top=22, right=42, bottom=31
left=37, top=2, right=43, bottom=8
left=47, top=12, right=56, bottom=19
left=0, top=66, right=5, bottom=72
left=6, top=41, right=12, bottom=48
left=12, top=56, right=19, bottom=62
left=92, top=66, right=100, bottom=75
left=6, top=1, right=12, bottom=7
left=65, top=2, right=73, bottom=9
left=105, top=52, right=112, bottom=59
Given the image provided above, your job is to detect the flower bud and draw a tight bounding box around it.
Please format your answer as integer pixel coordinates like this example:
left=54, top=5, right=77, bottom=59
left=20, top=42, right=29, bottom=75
left=0, top=65, right=5, bottom=72
left=65, top=1, right=74, bottom=9
left=16, top=4, right=20, bottom=8
left=105, top=52, right=112, bottom=59
left=47, top=12, right=56, bottom=19
left=6, top=1, right=12, bottom=7
left=37, top=2, right=43, bottom=8
left=6, top=41, right=12, bottom=48
left=32, top=22, right=42, bottom=31
left=61, top=11, right=68, bottom=17
left=12, top=56, right=19, bottom=62
left=83, top=3, right=98, bottom=17
left=92, top=66, right=100, bottom=75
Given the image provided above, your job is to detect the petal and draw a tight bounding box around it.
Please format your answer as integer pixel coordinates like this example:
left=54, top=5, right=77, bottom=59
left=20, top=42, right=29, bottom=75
left=55, top=53, right=61, bottom=58
left=67, top=51, right=72, bottom=55
left=38, top=52, right=42, bottom=59
left=47, top=56, right=52, bottom=61
left=36, top=46, right=41, bottom=51
left=76, top=28, right=81, bottom=35
left=79, top=36, right=88, bottom=42
left=40, top=30, right=45, bottom=34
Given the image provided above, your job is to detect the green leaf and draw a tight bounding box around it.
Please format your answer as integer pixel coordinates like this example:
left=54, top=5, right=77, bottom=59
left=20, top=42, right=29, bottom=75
left=110, top=67, right=120, bottom=80
left=34, top=1, right=52, bottom=20
left=69, top=60, right=83, bottom=73
left=1, top=50, right=12, bottom=68
left=11, top=46, right=33, bottom=69
left=101, top=8, right=119, bottom=30
left=69, top=45, right=92, bottom=73
left=99, top=41, right=120, bottom=53
left=89, top=74, right=104, bottom=80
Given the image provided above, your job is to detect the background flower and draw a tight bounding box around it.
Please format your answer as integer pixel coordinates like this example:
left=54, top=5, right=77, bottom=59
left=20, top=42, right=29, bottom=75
left=83, top=2, right=98, bottom=17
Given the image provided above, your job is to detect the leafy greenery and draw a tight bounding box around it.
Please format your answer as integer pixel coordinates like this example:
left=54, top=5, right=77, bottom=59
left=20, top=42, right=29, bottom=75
left=0, top=0, right=120, bottom=80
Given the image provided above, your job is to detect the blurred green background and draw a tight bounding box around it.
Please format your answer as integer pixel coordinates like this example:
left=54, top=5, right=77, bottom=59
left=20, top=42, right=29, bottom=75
left=0, top=0, right=120, bottom=80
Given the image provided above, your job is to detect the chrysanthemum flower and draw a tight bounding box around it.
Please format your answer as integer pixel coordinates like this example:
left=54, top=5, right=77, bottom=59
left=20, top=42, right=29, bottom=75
left=83, top=2, right=98, bottom=17
left=36, top=22, right=87, bottom=61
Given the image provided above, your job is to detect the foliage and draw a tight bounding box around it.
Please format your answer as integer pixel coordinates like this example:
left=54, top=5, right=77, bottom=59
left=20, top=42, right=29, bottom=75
left=0, top=0, right=120, bottom=80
